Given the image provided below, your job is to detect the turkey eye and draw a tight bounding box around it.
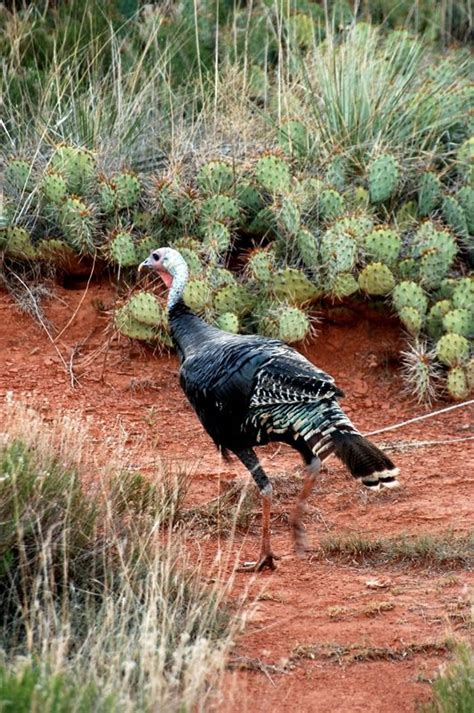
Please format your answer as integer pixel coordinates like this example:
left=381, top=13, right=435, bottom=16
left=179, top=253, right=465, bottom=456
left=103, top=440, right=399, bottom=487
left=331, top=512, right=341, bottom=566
left=152, top=252, right=160, bottom=261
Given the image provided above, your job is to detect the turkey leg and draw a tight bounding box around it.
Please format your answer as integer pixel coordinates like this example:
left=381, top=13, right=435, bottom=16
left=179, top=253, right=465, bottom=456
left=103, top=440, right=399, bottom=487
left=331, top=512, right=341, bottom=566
left=235, top=449, right=280, bottom=572
left=290, top=456, right=321, bottom=556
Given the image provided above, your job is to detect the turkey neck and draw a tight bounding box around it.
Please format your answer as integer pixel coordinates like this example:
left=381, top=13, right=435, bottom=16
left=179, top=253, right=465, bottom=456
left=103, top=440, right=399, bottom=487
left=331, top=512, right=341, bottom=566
left=166, top=260, right=214, bottom=360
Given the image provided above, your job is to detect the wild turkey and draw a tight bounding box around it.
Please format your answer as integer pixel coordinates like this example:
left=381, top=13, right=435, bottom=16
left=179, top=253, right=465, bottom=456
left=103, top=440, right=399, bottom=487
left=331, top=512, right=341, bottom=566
left=139, top=248, right=400, bottom=571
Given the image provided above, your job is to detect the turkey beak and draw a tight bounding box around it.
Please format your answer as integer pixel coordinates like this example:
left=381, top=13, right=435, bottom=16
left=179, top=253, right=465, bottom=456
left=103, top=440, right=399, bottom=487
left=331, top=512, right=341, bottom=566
left=138, top=257, right=154, bottom=272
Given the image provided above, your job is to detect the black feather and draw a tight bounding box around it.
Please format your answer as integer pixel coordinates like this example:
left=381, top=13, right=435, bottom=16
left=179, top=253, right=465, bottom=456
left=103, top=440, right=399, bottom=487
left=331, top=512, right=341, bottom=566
left=169, top=297, right=398, bottom=489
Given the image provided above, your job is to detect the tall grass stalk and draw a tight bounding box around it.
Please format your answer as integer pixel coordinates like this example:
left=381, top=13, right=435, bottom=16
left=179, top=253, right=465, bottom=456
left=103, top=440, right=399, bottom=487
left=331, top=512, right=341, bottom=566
left=0, top=398, right=244, bottom=712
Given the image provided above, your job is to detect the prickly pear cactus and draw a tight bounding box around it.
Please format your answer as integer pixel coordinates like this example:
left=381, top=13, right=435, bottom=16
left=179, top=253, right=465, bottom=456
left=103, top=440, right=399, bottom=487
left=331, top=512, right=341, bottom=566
left=457, top=186, right=474, bottom=234
left=427, top=300, right=452, bottom=339
left=214, top=284, right=255, bottom=316
left=51, top=145, right=95, bottom=195
left=278, top=120, right=310, bottom=159
left=114, top=305, right=159, bottom=341
left=274, top=197, right=301, bottom=236
left=446, top=367, right=469, bottom=400
left=254, top=154, right=291, bottom=194
left=237, top=181, right=265, bottom=216
left=98, top=180, right=117, bottom=215
left=153, top=179, right=181, bottom=220
left=114, top=172, right=141, bottom=210
left=295, top=228, right=319, bottom=268
left=215, top=312, right=239, bottom=333
left=400, top=341, right=440, bottom=405
left=5, top=158, right=33, bottom=193
left=364, top=228, right=400, bottom=267
left=246, top=249, right=276, bottom=283
left=136, top=235, right=160, bottom=264
left=201, top=195, right=240, bottom=225
left=202, top=221, right=231, bottom=256
left=209, top=266, right=237, bottom=289
left=368, top=154, right=399, bottom=203
left=4, top=227, right=36, bottom=260
left=277, top=304, right=311, bottom=343
left=331, top=272, right=359, bottom=299
left=128, top=291, right=164, bottom=327
left=358, top=262, right=396, bottom=295
left=59, top=197, right=96, bottom=254
left=442, top=196, right=469, bottom=241
left=398, top=306, right=423, bottom=335
left=392, top=281, right=428, bottom=314
left=325, top=155, right=348, bottom=192
left=107, top=231, right=137, bottom=267
left=456, top=136, right=474, bottom=184
left=273, top=268, right=319, bottom=304
left=37, top=239, right=77, bottom=270
left=437, top=278, right=458, bottom=300
left=435, top=333, right=470, bottom=366
left=451, top=277, right=474, bottom=311
left=183, top=278, right=212, bottom=312
left=318, top=189, right=344, bottom=223
left=197, top=160, right=234, bottom=196
left=320, top=231, right=358, bottom=275
left=442, top=309, right=474, bottom=338
left=418, top=172, right=441, bottom=217
left=41, top=171, right=68, bottom=205
left=466, top=358, right=474, bottom=391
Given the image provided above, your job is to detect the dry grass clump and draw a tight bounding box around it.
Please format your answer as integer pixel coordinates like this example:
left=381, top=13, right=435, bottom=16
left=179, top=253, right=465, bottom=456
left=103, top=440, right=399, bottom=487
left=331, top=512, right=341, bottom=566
left=293, top=639, right=457, bottom=665
left=184, top=470, right=303, bottom=536
left=318, top=531, right=474, bottom=569
left=0, top=398, right=241, bottom=712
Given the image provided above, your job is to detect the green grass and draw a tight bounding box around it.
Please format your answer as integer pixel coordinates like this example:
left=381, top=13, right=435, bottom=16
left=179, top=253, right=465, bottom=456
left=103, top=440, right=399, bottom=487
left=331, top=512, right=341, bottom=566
left=423, top=644, right=474, bottom=713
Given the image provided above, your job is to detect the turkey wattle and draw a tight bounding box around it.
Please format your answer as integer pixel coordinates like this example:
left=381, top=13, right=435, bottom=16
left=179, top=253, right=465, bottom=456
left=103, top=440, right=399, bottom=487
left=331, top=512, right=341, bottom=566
left=139, top=247, right=400, bottom=571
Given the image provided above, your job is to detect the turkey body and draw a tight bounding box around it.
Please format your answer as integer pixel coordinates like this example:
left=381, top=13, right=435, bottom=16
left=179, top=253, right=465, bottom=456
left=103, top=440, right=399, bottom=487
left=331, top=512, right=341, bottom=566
left=178, top=310, right=349, bottom=460
left=140, top=247, right=399, bottom=571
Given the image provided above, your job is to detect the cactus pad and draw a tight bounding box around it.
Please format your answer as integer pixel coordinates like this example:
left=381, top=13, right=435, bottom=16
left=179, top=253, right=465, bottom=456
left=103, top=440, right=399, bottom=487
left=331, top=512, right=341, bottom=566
left=365, top=228, right=401, bottom=267
left=255, top=154, right=291, bottom=194
left=442, top=309, right=474, bottom=338
left=398, top=306, right=423, bottom=335
left=108, top=231, right=137, bottom=267
left=418, top=172, right=441, bottom=217
left=392, top=281, right=428, bottom=314
left=41, top=171, right=68, bottom=205
left=197, top=160, right=234, bottom=195
left=273, top=268, right=319, bottom=304
left=215, top=312, right=240, bottom=333
left=114, top=172, right=141, bottom=210
left=4, top=227, right=36, bottom=260
left=128, top=291, right=164, bottom=327
left=435, top=333, right=470, bottom=367
left=358, top=262, right=396, bottom=295
left=183, top=279, right=212, bottom=312
left=368, top=153, right=399, bottom=203
left=447, top=367, right=469, bottom=400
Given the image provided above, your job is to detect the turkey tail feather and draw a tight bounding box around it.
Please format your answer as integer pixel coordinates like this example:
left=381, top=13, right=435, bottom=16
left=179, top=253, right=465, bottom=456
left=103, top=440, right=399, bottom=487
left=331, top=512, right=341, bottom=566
left=331, top=431, right=400, bottom=491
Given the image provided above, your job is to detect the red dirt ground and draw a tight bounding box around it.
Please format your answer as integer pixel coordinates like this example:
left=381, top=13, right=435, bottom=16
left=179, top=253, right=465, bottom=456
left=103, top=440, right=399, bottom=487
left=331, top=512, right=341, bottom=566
left=0, top=281, right=472, bottom=713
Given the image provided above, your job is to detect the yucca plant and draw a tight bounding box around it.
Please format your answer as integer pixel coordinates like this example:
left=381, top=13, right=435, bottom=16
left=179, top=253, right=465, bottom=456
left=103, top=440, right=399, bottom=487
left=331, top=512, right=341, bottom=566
left=296, top=24, right=471, bottom=172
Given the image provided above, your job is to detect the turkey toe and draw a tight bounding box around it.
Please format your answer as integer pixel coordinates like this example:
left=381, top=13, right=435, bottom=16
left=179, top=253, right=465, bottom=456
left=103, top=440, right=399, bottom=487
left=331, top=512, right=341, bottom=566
left=237, top=552, right=280, bottom=572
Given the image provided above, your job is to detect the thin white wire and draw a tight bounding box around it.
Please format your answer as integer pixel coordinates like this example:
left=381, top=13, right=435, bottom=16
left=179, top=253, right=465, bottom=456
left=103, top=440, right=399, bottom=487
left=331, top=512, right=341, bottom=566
left=364, top=399, right=474, bottom=437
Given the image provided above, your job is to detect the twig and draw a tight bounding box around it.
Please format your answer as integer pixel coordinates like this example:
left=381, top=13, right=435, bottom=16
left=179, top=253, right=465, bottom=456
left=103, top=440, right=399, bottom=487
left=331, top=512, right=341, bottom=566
left=53, top=252, right=97, bottom=342
left=364, top=400, right=474, bottom=437
left=10, top=272, right=79, bottom=387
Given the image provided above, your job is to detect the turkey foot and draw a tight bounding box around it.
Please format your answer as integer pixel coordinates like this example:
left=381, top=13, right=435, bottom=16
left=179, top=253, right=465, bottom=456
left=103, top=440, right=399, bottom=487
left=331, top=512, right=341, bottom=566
left=290, top=516, right=309, bottom=557
left=237, top=551, right=281, bottom=572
